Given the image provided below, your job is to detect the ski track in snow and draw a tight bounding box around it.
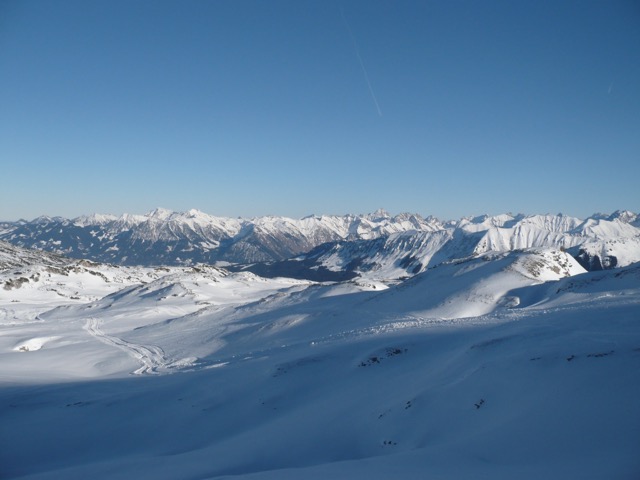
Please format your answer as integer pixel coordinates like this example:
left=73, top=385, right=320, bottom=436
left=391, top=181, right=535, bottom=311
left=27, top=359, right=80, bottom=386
left=83, top=317, right=169, bottom=375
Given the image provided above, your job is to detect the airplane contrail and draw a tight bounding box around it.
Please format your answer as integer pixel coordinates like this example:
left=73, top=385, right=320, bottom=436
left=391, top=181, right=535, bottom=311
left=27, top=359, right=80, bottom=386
left=341, top=8, right=383, bottom=117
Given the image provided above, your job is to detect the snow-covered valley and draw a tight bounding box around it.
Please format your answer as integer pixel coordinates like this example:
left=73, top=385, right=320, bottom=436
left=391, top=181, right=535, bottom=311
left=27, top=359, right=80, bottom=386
left=1, top=237, right=639, bottom=479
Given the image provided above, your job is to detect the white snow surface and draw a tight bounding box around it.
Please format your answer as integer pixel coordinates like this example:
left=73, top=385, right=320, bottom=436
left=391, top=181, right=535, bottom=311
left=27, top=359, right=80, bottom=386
left=1, top=246, right=639, bottom=479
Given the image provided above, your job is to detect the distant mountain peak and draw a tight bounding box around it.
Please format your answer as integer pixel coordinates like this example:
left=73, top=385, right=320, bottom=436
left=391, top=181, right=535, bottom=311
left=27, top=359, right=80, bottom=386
left=607, top=210, right=638, bottom=224
left=368, top=208, right=391, bottom=220
left=147, top=207, right=174, bottom=220
left=186, top=208, right=205, bottom=218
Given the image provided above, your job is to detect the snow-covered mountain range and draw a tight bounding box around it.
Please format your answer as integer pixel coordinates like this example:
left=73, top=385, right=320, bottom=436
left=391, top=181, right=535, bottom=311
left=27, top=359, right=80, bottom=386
left=1, top=209, right=639, bottom=281
left=253, top=210, right=640, bottom=281
left=0, top=208, right=440, bottom=266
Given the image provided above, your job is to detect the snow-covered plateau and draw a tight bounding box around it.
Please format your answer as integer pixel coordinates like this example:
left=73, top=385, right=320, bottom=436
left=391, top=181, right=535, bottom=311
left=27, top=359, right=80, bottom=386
left=1, top=220, right=639, bottom=478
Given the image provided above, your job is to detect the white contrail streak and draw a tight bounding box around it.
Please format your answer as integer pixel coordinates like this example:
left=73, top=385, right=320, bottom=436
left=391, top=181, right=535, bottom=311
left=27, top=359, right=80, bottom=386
left=341, top=8, right=383, bottom=117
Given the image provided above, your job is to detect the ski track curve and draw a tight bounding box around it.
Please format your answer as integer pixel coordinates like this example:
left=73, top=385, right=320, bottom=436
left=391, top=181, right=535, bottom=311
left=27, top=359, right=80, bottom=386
left=84, top=317, right=169, bottom=375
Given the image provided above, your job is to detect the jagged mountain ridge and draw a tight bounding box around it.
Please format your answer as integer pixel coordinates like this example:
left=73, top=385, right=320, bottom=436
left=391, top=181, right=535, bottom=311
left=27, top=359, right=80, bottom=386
left=235, top=211, right=640, bottom=280
left=1, top=209, right=639, bottom=277
left=0, top=208, right=442, bottom=266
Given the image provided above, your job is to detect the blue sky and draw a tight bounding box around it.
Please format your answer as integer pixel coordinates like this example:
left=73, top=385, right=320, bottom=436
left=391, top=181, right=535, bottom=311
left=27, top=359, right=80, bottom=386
left=1, top=0, right=639, bottom=221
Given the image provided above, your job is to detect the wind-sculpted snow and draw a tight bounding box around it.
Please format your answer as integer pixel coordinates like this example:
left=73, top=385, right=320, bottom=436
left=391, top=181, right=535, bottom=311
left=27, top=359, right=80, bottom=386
left=0, top=246, right=639, bottom=478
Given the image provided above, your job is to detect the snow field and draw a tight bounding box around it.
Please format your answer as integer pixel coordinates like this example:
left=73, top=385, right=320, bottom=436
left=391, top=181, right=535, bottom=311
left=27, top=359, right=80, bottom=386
left=0, top=251, right=639, bottom=478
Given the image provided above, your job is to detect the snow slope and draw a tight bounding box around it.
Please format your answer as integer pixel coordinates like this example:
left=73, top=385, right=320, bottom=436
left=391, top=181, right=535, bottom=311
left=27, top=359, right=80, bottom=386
left=1, top=260, right=310, bottom=381
left=1, top=247, right=639, bottom=479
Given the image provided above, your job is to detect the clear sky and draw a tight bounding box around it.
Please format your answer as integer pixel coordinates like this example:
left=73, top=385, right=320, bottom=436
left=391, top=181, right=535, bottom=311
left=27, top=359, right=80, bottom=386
left=1, top=0, right=639, bottom=221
